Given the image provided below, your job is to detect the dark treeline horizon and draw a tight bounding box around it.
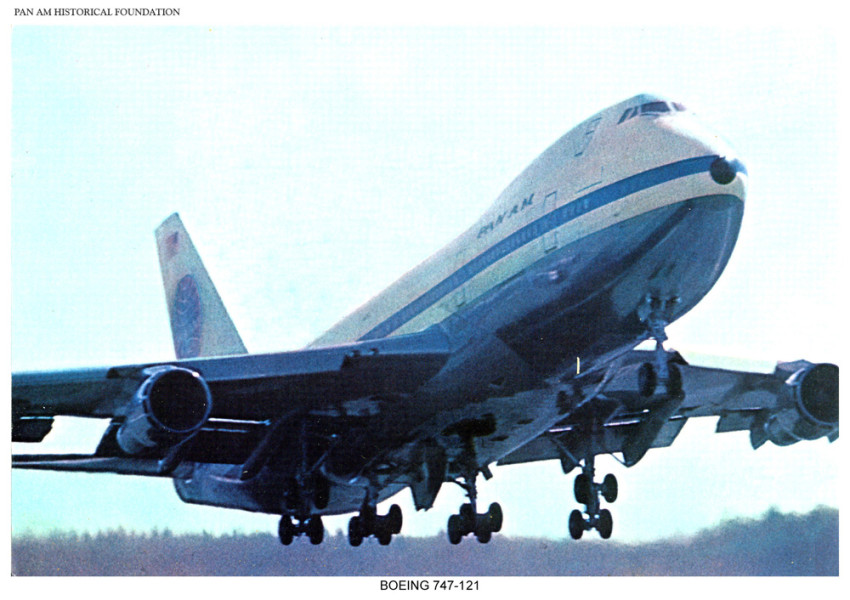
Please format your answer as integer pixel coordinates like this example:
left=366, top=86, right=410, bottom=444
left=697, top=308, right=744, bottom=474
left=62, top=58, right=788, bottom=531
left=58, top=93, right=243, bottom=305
left=12, top=506, right=837, bottom=576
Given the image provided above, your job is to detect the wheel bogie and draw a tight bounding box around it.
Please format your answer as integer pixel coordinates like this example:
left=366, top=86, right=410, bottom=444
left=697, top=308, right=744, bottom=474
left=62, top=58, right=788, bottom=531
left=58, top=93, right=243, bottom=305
left=347, top=505, right=402, bottom=546
left=279, top=515, right=324, bottom=545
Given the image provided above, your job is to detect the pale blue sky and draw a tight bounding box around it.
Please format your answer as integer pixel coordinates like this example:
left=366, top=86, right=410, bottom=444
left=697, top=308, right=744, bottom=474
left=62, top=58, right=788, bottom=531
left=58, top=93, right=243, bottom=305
left=10, top=26, right=842, bottom=542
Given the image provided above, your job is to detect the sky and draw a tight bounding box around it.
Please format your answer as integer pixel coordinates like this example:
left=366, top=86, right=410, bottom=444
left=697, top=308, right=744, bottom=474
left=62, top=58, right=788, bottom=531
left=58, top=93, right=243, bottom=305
left=7, top=14, right=845, bottom=548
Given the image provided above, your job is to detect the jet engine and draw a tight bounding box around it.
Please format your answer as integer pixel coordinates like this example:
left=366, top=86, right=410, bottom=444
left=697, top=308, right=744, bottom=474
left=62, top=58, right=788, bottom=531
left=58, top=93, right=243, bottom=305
left=116, top=366, right=213, bottom=455
left=755, top=362, right=839, bottom=448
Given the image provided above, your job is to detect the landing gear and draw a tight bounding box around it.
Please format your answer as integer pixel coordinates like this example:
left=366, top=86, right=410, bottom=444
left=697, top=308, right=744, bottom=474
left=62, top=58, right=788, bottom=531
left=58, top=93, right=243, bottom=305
left=447, top=501, right=502, bottom=545
left=445, top=461, right=502, bottom=545
left=601, top=473, right=618, bottom=503
left=347, top=501, right=403, bottom=546
left=568, top=455, right=617, bottom=540
left=637, top=295, right=683, bottom=397
left=278, top=514, right=325, bottom=545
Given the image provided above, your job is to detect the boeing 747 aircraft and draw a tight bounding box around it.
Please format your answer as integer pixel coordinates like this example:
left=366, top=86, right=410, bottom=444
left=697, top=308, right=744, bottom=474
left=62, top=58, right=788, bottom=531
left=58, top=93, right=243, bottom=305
left=12, top=94, right=838, bottom=546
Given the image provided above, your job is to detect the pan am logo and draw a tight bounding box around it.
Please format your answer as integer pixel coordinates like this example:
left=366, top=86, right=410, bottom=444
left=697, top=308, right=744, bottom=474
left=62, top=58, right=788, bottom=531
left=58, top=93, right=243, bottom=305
left=172, top=275, right=202, bottom=358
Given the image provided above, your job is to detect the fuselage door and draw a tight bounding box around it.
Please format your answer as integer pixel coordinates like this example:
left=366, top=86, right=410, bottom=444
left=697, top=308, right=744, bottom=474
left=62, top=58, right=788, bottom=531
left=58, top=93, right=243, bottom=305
left=542, top=191, right=559, bottom=252
left=574, top=117, right=602, bottom=157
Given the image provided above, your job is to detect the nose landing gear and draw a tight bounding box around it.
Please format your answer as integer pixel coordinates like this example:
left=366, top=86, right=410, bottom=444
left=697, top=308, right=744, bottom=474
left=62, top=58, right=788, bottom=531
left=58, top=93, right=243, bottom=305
left=638, top=295, right=684, bottom=397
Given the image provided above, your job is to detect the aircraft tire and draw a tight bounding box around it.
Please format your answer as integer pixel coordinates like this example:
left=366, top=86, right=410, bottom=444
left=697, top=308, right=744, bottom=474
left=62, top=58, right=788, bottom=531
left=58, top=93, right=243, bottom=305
left=459, top=502, right=475, bottom=532
left=601, top=474, right=618, bottom=503
left=377, top=525, right=393, bottom=546
left=569, top=509, right=584, bottom=540
left=348, top=516, right=363, bottom=547
left=475, top=525, right=492, bottom=544
left=278, top=516, right=295, bottom=546
left=574, top=474, right=592, bottom=505
left=307, top=516, right=324, bottom=545
left=448, top=514, right=463, bottom=545
left=598, top=509, right=613, bottom=539
left=388, top=504, right=403, bottom=534
left=488, top=502, right=503, bottom=532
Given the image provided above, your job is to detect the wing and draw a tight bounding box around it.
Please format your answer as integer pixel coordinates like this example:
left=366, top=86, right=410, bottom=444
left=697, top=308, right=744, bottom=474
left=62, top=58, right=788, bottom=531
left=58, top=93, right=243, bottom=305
left=499, top=350, right=839, bottom=471
left=12, top=326, right=451, bottom=476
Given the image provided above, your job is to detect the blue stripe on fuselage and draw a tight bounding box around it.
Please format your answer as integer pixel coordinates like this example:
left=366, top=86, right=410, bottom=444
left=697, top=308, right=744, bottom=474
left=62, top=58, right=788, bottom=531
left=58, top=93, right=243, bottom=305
left=360, top=155, right=719, bottom=340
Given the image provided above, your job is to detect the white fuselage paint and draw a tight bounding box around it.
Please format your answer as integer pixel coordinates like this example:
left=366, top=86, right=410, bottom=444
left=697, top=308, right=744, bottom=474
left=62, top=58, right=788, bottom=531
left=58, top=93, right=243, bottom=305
left=310, top=94, right=747, bottom=348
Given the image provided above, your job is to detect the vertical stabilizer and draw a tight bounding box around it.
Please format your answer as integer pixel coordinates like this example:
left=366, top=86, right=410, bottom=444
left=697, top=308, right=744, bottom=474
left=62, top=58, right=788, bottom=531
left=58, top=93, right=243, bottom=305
left=155, top=213, right=248, bottom=359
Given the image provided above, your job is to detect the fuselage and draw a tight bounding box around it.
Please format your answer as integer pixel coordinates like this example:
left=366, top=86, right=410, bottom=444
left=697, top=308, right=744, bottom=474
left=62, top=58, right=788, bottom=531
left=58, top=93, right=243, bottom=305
left=175, top=94, right=748, bottom=515
left=311, top=93, right=746, bottom=375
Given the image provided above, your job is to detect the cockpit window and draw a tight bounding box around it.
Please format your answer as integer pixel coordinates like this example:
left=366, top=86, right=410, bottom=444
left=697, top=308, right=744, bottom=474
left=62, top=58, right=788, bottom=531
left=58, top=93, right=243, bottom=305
left=618, top=100, right=685, bottom=124
left=617, top=107, right=638, bottom=124
left=641, top=101, right=670, bottom=113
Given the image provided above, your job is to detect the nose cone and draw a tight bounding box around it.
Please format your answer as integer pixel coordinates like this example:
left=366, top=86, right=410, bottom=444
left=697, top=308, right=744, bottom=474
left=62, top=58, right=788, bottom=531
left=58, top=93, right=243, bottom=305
left=710, top=156, right=747, bottom=185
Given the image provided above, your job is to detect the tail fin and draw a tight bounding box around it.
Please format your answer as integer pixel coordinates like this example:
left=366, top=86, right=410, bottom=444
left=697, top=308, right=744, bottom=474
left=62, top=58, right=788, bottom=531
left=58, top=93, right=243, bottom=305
left=155, top=213, right=248, bottom=359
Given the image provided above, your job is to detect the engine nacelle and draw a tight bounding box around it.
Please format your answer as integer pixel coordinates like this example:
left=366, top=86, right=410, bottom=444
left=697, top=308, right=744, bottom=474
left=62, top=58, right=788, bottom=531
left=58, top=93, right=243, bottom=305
left=116, top=366, right=212, bottom=455
left=757, top=362, right=838, bottom=448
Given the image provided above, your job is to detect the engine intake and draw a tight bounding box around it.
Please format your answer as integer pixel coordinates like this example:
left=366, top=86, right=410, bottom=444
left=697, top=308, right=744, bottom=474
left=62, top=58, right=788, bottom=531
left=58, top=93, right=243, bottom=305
left=794, top=363, right=839, bottom=425
left=116, top=366, right=212, bottom=455
left=757, top=362, right=839, bottom=447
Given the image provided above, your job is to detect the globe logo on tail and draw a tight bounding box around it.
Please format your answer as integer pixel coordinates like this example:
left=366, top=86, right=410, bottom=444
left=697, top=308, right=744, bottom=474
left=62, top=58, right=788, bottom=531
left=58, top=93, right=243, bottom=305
left=172, top=274, right=202, bottom=358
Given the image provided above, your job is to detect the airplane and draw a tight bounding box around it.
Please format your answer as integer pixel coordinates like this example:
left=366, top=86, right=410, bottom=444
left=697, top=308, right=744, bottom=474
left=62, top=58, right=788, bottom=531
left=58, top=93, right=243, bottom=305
left=12, top=93, right=838, bottom=546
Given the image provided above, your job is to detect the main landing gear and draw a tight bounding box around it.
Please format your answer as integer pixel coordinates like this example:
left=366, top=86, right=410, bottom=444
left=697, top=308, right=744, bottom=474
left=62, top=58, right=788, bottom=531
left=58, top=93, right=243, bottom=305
left=348, top=498, right=403, bottom=546
left=446, top=466, right=502, bottom=545
left=568, top=455, right=617, bottom=540
left=278, top=514, right=325, bottom=545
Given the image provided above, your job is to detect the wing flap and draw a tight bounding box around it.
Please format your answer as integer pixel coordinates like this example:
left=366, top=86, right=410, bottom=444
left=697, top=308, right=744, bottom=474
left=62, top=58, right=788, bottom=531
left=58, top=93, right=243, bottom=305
left=715, top=409, right=762, bottom=433
left=12, top=325, right=452, bottom=424
left=498, top=416, right=689, bottom=467
left=499, top=349, right=837, bottom=469
left=11, top=454, right=171, bottom=477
